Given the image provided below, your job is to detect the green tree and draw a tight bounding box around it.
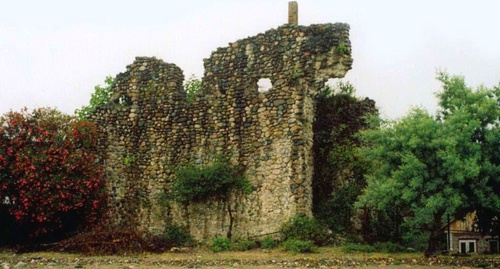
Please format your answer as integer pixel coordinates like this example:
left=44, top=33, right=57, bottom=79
left=436, top=72, right=500, bottom=238
left=357, top=72, right=499, bottom=255
left=75, top=76, right=114, bottom=120
left=313, top=82, right=377, bottom=235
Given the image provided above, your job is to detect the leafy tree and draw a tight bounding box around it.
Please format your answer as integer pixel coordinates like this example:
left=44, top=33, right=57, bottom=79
left=357, top=72, right=499, bottom=255
left=312, top=82, right=377, bottom=234
left=75, top=76, right=114, bottom=120
left=0, top=108, right=107, bottom=242
left=437, top=72, right=500, bottom=237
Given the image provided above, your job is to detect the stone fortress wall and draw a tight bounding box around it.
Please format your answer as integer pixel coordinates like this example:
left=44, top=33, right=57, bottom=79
left=91, top=21, right=353, bottom=240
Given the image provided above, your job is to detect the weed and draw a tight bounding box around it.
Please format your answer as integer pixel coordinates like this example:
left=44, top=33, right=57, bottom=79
left=342, top=243, right=376, bottom=253
left=282, top=239, right=316, bottom=253
left=261, top=237, right=279, bottom=249
left=232, top=240, right=258, bottom=251
left=211, top=237, right=231, bottom=252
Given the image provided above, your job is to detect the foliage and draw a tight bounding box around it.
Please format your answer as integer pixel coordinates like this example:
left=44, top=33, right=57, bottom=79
left=313, top=82, right=377, bottom=235
left=160, top=224, right=194, bottom=247
left=261, top=236, right=279, bottom=249
left=232, top=240, right=258, bottom=251
left=75, top=76, right=114, bottom=120
left=436, top=73, right=500, bottom=238
left=354, top=203, right=412, bottom=245
left=0, top=108, right=106, bottom=240
left=373, top=242, right=407, bottom=253
left=120, top=156, right=136, bottom=168
left=171, top=159, right=250, bottom=204
left=184, top=75, right=202, bottom=104
left=400, top=228, right=428, bottom=252
left=357, top=72, right=499, bottom=255
left=170, top=157, right=251, bottom=239
left=342, top=243, right=376, bottom=253
left=211, top=237, right=232, bottom=252
left=282, top=239, right=316, bottom=253
left=280, top=216, right=329, bottom=246
left=336, top=40, right=347, bottom=55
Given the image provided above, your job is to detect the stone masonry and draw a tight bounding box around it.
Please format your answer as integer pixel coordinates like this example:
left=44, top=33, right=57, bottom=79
left=91, top=22, right=353, bottom=240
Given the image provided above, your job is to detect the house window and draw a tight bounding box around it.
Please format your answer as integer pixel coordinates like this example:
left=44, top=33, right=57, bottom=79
left=459, top=240, right=476, bottom=254
left=490, top=240, right=499, bottom=254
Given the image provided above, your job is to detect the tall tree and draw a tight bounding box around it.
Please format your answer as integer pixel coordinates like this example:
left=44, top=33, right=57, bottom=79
left=357, top=72, right=499, bottom=255
left=436, top=72, right=500, bottom=238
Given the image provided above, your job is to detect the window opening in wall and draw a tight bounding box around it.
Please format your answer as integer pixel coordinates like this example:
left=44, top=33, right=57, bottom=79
left=459, top=240, right=476, bottom=254
left=257, top=78, right=272, bottom=93
left=490, top=240, right=499, bottom=254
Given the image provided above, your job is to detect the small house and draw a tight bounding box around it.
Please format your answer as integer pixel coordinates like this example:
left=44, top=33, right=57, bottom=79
left=444, top=212, right=499, bottom=254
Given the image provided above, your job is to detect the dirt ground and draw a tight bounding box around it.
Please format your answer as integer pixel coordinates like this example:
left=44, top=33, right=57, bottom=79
left=1, top=247, right=498, bottom=268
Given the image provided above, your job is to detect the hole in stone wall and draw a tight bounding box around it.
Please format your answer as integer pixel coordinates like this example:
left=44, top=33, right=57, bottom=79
left=118, top=95, right=132, bottom=106
left=257, top=78, right=272, bottom=93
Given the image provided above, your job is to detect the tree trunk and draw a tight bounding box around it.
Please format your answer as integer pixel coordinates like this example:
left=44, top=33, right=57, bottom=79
left=425, top=213, right=443, bottom=257
left=226, top=200, right=233, bottom=239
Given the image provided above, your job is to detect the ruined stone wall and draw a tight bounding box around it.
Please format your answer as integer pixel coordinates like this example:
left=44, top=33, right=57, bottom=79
left=91, top=23, right=352, bottom=240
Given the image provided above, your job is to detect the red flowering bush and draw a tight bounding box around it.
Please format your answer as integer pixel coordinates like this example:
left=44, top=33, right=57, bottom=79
left=0, top=108, right=106, bottom=239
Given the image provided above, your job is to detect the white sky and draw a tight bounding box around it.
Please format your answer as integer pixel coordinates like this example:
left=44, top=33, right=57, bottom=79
left=1, top=0, right=499, bottom=119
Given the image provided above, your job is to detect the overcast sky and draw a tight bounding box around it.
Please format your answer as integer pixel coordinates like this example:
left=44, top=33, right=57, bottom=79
left=1, top=0, right=499, bottom=119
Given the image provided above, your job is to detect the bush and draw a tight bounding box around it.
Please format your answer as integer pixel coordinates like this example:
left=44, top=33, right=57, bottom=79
left=401, top=229, right=429, bottom=252
left=280, top=216, right=329, bottom=246
left=342, top=243, right=376, bottom=253
left=261, top=237, right=279, bottom=249
left=374, top=241, right=406, bottom=253
left=232, top=240, right=258, bottom=251
left=0, top=108, right=106, bottom=241
left=144, top=225, right=194, bottom=252
left=161, top=225, right=194, bottom=247
left=211, top=237, right=231, bottom=252
left=282, top=239, right=316, bottom=253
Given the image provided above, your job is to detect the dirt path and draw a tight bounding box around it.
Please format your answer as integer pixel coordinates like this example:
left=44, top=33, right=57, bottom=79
left=1, top=247, right=498, bottom=268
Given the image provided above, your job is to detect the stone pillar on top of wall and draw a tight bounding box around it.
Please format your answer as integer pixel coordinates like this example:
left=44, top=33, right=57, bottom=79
left=288, top=1, right=298, bottom=25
